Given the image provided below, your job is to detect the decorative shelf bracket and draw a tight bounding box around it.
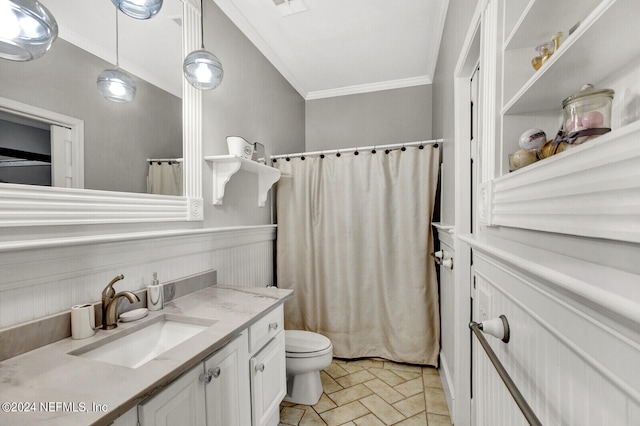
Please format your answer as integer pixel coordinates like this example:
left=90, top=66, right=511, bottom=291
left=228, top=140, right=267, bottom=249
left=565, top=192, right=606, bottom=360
left=205, top=155, right=281, bottom=206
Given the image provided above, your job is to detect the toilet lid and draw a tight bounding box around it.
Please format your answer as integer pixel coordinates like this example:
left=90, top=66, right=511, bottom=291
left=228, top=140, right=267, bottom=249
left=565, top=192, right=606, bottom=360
left=285, top=330, right=332, bottom=355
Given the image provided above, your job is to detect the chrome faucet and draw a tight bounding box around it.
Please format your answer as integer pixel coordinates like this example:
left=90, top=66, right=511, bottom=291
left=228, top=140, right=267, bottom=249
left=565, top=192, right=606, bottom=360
left=101, top=274, right=140, bottom=330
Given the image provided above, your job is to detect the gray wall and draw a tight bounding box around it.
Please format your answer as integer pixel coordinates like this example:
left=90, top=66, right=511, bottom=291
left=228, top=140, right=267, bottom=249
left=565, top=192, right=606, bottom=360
left=305, top=85, right=432, bottom=152
left=201, top=0, right=306, bottom=227
left=431, top=0, right=476, bottom=224
left=0, top=39, right=182, bottom=194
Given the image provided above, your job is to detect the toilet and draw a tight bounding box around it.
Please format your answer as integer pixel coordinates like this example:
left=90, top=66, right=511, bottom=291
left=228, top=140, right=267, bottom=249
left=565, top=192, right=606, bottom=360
left=284, top=330, right=333, bottom=405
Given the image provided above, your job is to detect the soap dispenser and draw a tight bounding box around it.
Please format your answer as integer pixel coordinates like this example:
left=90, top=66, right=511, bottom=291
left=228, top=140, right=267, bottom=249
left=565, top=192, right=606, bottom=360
left=147, top=272, right=164, bottom=311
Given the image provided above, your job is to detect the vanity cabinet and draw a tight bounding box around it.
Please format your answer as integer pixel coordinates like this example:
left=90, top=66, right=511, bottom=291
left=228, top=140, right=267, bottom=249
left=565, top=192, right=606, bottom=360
left=138, top=332, right=250, bottom=426
left=248, top=305, right=286, bottom=426
left=130, top=305, right=287, bottom=426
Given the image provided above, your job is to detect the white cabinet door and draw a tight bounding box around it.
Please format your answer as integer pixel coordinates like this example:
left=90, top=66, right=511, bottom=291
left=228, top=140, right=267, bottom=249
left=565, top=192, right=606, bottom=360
left=111, top=406, right=138, bottom=426
left=250, top=331, right=286, bottom=426
left=204, top=332, right=251, bottom=426
left=138, top=364, right=206, bottom=426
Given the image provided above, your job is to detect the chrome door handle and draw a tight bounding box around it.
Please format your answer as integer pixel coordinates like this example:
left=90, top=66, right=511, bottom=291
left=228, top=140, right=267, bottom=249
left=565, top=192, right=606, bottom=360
left=268, top=322, right=279, bottom=330
left=255, top=363, right=265, bottom=372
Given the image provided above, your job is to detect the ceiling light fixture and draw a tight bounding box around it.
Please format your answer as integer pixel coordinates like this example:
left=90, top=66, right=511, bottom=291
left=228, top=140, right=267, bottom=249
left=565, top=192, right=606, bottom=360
left=0, top=0, right=58, bottom=61
left=97, top=8, right=136, bottom=103
left=111, top=0, right=163, bottom=20
left=183, top=0, right=223, bottom=91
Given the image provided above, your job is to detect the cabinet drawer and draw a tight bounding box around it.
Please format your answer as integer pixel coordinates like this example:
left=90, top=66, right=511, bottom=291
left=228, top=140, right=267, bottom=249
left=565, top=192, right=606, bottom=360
left=249, top=305, right=284, bottom=354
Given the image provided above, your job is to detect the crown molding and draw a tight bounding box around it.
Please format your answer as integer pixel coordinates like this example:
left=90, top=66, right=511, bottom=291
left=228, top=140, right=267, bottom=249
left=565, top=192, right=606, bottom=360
left=305, top=76, right=432, bottom=100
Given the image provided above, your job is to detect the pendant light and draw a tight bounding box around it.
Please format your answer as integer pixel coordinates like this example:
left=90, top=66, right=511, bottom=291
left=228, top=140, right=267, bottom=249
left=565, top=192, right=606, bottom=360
left=97, top=8, right=136, bottom=103
left=0, top=0, right=58, bottom=61
left=111, top=0, right=163, bottom=20
left=183, top=0, right=223, bottom=90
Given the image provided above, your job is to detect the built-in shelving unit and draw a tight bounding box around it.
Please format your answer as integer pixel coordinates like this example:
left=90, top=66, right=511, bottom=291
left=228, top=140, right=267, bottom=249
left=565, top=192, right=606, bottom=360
left=204, top=155, right=281, bottom=207
left=484, top=0, right=640, bottom=242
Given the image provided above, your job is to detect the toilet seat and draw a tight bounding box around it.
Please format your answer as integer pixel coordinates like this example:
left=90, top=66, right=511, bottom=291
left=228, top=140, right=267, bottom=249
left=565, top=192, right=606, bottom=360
left=285, top=330, right=332, bottom=358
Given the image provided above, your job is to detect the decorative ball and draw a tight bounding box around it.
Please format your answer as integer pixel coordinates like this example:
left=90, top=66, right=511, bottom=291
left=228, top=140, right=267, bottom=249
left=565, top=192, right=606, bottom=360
left=519, top=128, right=547, bottom=150
left=509, top=149, right=538, bottom=171
left=541, top=140, right=564, bottom=158
left=581, top=111, right=604, bottom=128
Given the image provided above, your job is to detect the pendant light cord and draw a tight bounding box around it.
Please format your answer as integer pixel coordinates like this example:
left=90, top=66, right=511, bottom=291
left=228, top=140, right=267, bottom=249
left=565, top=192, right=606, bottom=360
left=115, top=7, right=120, bottom=69
left=200, top=0, right=205, bottom=49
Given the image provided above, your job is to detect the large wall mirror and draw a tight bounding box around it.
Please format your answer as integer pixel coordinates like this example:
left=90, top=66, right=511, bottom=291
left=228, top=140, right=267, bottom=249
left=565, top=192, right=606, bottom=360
left=0, top=0, right=204, bottom=227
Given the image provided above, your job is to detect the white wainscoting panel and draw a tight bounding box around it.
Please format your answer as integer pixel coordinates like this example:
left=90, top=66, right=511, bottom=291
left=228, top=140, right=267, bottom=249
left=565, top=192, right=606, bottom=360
left=473, top=252, right=640, bottom=426
left=0, top=226, right=276, bottom=329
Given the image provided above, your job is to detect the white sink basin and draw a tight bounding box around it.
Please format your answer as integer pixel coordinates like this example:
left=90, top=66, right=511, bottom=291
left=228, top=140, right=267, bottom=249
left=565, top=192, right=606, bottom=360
left=73, top=315, right=215, bottom=368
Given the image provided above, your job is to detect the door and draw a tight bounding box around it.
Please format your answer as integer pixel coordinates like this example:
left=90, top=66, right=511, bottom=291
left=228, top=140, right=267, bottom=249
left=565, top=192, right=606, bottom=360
left=250, top=331, right=286, bottom=426
left=470, top=63, right=480, bottom=234
left=138, top=364, right=206, bottom=426
left=204, top=332, right=251, bottom=426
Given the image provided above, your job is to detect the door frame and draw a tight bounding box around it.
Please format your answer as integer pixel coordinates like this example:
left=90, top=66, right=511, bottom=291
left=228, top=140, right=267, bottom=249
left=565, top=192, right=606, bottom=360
left=0, top=96, right=84, bottom=189
left=452, top=0, right=489, bottom=424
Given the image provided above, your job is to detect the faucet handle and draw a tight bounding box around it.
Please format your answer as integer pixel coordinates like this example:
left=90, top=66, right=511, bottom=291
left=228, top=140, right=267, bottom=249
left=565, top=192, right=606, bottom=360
left=102, top=274, right=125, bottom=302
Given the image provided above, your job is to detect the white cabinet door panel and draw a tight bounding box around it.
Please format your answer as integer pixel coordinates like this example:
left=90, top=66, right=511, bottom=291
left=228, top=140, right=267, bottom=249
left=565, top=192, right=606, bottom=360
left=250, top=331, right=286, bottom=426
left=138, top=364, right=206, bottom=426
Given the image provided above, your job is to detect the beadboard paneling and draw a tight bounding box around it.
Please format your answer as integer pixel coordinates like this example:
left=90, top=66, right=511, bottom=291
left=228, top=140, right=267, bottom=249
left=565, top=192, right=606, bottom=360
left=473, top=252, right=640, bottom=426
left=0, top=226, right=275, bottom=329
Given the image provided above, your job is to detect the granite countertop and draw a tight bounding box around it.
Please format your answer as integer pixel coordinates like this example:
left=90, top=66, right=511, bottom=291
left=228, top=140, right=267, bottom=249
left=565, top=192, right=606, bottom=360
left=0, top=285, right=292, bottom=426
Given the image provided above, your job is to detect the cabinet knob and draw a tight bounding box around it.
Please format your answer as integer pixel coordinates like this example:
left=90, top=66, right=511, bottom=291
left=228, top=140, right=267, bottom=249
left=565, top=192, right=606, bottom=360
left=209, top=367, right=221, bottom=379
left=255, top=363, right=265, bottom=372
left=199, top=372, right=212, bottom=384
left=268, top=322, right=279, bottom=330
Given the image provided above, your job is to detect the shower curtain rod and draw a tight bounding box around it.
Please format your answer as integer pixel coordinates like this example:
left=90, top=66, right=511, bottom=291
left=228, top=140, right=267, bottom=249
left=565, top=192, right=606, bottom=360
left=270, top=139, right=443, bottom=160
left=147, top=157, right=183, bottom=163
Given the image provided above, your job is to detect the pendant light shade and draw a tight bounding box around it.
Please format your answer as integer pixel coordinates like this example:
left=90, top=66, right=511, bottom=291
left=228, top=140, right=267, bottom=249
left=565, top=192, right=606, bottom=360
left=183, top=49, right=223, bottom=90
left=111, top=0, right=163, bottom=20
left=97, top=8, right=136, bottom=103
left=183, top=0, right=223, bottom=90
left=97, top=69, right=136, bottom=103
left=0, top=0, right=58, bottom=61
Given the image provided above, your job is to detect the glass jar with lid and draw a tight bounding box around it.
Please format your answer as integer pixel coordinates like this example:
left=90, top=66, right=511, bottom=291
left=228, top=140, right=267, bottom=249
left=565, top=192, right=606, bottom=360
left=562, top=84, right=614, bottom=145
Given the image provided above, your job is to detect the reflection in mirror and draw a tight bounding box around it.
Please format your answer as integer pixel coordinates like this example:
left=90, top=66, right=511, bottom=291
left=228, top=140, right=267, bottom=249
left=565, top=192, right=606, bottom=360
left=0, top=0, right=183, bottom=194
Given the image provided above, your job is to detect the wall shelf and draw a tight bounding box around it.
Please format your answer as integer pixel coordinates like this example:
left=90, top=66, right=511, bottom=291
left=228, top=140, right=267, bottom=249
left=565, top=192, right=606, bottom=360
left=204, top=155, right=281, bottom=207
left=487, top=120, right=640, bottom=243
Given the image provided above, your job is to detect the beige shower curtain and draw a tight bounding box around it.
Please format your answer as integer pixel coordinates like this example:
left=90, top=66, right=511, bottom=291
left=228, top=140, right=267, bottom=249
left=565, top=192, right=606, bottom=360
left=275, top=146, right=440, bottom=366
left=147, top=162, right=183, bottom=196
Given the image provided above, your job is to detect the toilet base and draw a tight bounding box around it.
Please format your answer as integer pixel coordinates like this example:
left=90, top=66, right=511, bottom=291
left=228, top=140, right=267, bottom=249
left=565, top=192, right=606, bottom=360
left=284, top=370, right=323, bottom=405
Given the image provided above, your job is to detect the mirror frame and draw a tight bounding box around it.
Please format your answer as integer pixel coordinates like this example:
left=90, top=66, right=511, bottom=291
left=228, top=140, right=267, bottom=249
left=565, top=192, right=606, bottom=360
left=0, top=0, right=203, bottom=227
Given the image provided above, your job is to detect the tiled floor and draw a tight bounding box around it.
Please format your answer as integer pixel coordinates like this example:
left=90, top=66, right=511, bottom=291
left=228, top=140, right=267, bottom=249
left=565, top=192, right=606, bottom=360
left=279, top=358, right=452, bottom=426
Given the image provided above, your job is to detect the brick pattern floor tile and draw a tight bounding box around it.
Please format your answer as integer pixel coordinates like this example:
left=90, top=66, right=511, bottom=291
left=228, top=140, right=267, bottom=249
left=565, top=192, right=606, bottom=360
left=279, top=358, right=452, bottom=426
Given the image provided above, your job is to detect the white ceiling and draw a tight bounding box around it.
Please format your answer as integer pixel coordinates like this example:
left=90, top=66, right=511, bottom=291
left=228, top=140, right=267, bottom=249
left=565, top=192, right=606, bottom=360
left=42, top=0, right=448, bottom=101
left=214, top=0, right=450, bottom=99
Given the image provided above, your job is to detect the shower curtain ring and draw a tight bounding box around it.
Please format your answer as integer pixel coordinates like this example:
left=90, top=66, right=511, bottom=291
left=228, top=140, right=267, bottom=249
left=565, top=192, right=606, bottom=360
left=372, top=146, right=376, bottom=154
left=354, top=147, right=359, bottom=155
left=336, top=150, right=341, bottom=158
left=401, top=144, right=406, bottom=152
left=320, top=152, right=325, bottom=159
